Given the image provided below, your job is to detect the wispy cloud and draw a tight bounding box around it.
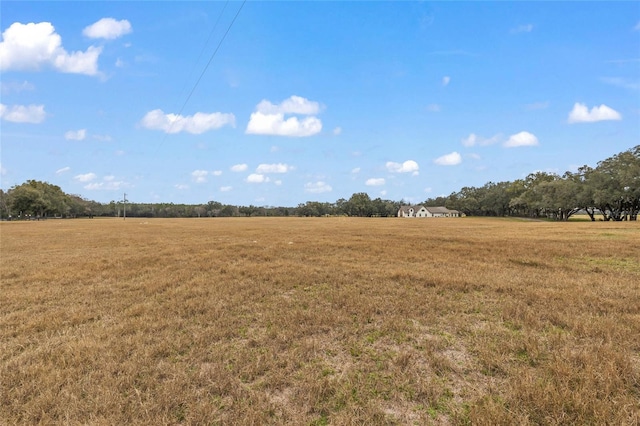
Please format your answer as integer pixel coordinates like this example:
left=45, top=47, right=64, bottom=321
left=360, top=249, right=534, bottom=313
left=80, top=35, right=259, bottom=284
left=0, top=103, right=46, bottom=123
left=601, top=77, right=640, bottom=91
left=140, top=109, right=235, bottom=134
left=510, top=24, right=533, bottom=34
left=304, top=181, right=332, bottom=193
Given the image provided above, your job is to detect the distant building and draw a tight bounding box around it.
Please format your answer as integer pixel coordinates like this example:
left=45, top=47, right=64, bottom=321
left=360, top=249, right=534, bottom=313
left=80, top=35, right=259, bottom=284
left=397, top=205, right=460, bottom=218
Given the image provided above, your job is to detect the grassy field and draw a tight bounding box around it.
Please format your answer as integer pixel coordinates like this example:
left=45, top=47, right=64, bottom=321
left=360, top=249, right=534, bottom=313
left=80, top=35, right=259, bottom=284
left=1, top=217, right=639, bottom=425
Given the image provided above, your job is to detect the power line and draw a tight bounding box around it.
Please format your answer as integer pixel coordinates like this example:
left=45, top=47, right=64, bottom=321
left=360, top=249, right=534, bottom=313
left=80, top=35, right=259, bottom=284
left=160, top=0, right=247, bottom=142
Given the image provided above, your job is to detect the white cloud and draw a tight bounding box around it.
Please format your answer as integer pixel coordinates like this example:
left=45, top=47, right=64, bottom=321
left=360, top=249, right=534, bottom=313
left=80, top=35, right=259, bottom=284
left=84, top=179, right=127, bottom=191
left=567, top=103, right=622, bottom=123
left=246, top=95, right=323, bottom=137
left=365, top=178, right=385, bottom=186
left=333, top=126, right=342, bottom=135
left=256, top=163, right=293, bottom=174
left=0, top=22, right=101, bottom=75
left=274, top=180, right=282, bottom=186
left=74, top=172, right=97, bottom=182
left=461, top=133, right=477, bottom=147
left=174, top=184, right=189, bottom=190
left=83, top=18, right=132, bottom=40
left=380, top=190, right=387, bottom=196
left=304, top=181, right=332, bottom=193
left=230, top=163, right=248, bottom=172
left=386, top=160, right=419, bottom=174
left=92, top=134, right=112, bottom=142
left=434, top=152, right=462, bottom=166
left=255, top=95, right=321, bottom=115
left=246, top=112, right=322, bottom=137
left=55, top=166, right=70, bottom=174
left=442, top=76, right=450, bottom=86
left=220, top=186, right=232, bottom=192
left=246, top=173, right=270, bottom=183
left=504, top=131, right=539, bottom=148
left=1, top=80, right=34, bottom=94
left=191, top=170, right=208, bottom=183
left=511, top=24, right=534, bottom=34
left=351, top=167, right=361, bottom=174
left=212, top=170, right=222, bottom=176
left=140, top=109, right=235, bottom=134
left=64, top=129, right=86, bottom=141
left=461, top=133, right=501, bottom=147
left=0, top=103, right=46, bottom=123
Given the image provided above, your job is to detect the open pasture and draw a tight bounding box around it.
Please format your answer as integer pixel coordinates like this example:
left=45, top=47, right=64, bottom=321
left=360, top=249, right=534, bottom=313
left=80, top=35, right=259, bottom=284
left=1, top=217, right=639, bottom=425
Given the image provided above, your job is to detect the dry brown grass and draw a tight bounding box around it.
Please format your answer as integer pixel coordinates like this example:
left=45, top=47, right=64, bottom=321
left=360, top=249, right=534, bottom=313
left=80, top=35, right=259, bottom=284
left=1, top=217, right=639, bottom=425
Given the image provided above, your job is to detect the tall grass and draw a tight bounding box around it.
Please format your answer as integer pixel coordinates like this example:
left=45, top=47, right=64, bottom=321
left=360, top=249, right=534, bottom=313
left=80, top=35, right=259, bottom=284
left=1, top=218, right=638, bottom=424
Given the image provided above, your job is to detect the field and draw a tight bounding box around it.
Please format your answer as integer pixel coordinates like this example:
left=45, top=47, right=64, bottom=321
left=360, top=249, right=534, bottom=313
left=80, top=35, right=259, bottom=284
left=1, top=217, right=639, bottom=425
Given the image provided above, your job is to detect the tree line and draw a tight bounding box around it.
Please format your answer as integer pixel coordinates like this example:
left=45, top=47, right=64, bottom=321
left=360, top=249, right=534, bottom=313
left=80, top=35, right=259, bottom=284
left=1, top=145, right=637, bottom=221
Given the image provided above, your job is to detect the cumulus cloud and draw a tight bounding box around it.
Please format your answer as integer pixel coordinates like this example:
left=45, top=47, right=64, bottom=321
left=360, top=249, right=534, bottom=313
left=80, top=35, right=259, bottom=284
left=0, top=103, right=46, bottom=123
left=256, top=163, right=293, bottom=174
left=365, top=178, right=385, bottom=186
left=511, top=24, right=534, bottom=34
left=246, top=173, right=270, bottom=183
left=434, top=152, right=462, bottom=166
left=246, top=95, right=323, bottom=137
left=191, top=170, right=208, bottom=183
left=0, top=22, right=101, bottom=75
left=230, top=163, right=248, bottom=172
left=567, top=103, right=621, bottom=123
left=304, top=181, right=332, bottom=193
left=386, top=160, right=419, bottom=175
left=83, top=18, right=132, bottom=40
left=504, top=131, right=539, bottom=148
left=64, top=129, right=86, bottom=141
left=442, top=76, right=450, bottom=86
left=74, top=172, right=97, bottom=182
left=140, top=109, right=235, bottom=134
left=56, top=166, right=70, bottom=174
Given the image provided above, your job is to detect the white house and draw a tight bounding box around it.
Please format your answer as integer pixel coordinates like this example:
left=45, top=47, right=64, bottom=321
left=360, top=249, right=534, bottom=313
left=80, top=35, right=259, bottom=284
left=397, top=205, right=460, bottom=218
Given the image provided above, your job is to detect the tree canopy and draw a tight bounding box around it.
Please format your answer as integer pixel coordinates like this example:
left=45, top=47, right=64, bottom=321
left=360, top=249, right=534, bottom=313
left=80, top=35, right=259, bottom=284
left=1, top=146, right=637, bottom=221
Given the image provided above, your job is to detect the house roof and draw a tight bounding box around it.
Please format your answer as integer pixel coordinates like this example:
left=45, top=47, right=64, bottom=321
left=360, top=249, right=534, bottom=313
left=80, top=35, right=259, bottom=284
left=424, top=206, right=459, bottom=214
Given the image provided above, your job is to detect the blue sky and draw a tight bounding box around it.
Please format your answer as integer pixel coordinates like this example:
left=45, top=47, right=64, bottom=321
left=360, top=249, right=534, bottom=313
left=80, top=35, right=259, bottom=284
left=1, top=1, right=638, bottom=206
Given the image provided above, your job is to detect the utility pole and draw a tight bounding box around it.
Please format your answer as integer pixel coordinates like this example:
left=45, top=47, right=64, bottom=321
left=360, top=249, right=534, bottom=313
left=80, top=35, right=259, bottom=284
left=123, top=193, right=128, bottom=220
